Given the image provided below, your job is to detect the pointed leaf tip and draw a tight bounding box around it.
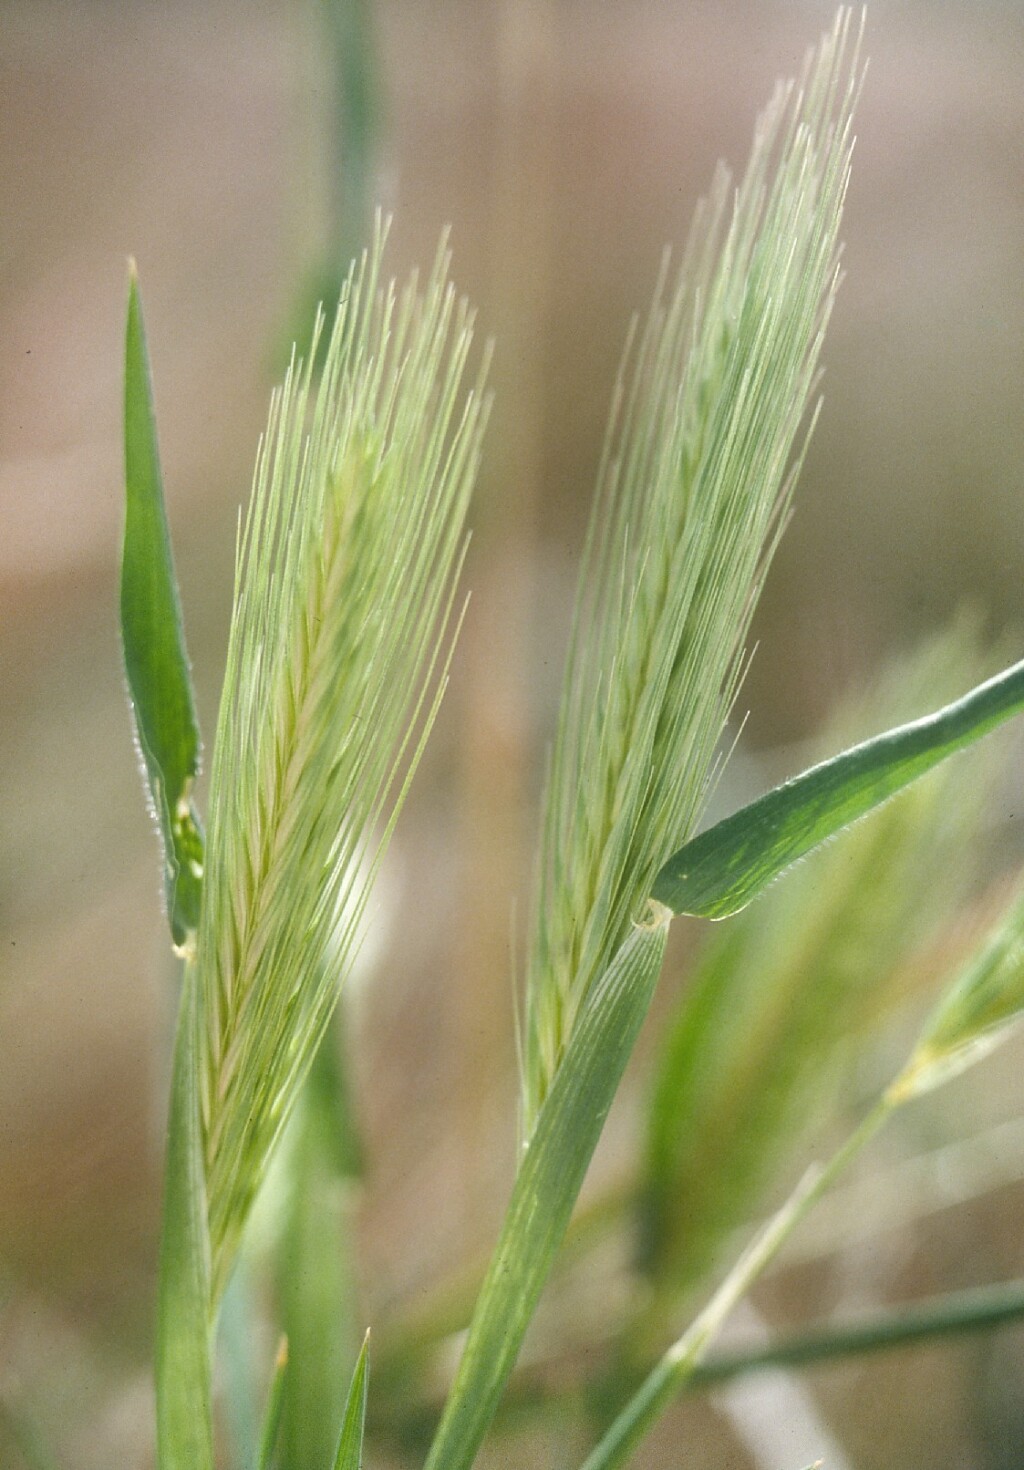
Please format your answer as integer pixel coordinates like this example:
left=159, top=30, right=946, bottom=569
left=121, top=265, right=204, bottom=950
left=332, top=1334, right=370, bottom=1470
left=653, top=657, right=1024, bottom=920
left=255, top=1336, right=290, bottom=1470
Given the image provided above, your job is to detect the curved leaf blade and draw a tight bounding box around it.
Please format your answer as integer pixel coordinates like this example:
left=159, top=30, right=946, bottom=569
left=653, top=656, right=1024, bottom=919
left=122, top=263, right=204, bottom=949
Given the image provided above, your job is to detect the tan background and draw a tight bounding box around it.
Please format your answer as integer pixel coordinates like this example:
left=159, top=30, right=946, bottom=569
left=2, top=1, right=1023, bottom=1464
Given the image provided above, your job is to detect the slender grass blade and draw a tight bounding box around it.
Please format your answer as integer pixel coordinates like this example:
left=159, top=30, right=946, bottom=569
left=580, top=1103, right=891, bottom=1470
left=653, top=656, right=1024, bottom=919
left=257, top=1338, right=289, bottom=1470
left=424, top=913, right=669, bottom=1470
left=332, top=1334, right=370, bottom=1470
left=122, top=264, right=204, bottom=951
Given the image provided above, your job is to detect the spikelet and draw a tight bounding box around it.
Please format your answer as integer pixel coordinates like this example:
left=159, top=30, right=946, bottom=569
left=520, top=11, right=863, bottom=1140
left=196, top=225, right=488, bottom=1298
left=890, top=883, right=1024, bottom=1103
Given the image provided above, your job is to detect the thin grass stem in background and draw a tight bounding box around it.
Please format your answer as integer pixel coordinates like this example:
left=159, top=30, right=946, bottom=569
left=579, top=1101, right=894, bottom=1470
left=580, top=881, right=1024, bottom=1469
left=689, top=1277, right=1024, bottom=1388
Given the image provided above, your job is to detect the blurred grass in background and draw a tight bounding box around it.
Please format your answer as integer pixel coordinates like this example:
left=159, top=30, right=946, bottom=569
left=1, top=2, right=1023, bottom=1466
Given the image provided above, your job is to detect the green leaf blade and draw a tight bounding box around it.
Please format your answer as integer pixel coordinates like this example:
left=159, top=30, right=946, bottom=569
left=122, top=264, right=204, bottom=949
left=653, top=656, right=1024, bottom=919
left=424, top=914, right=669, bottom=1470
left=332, top=1333, right=370, bottom=1470
left=256, top=1338, right=290, bottom=1470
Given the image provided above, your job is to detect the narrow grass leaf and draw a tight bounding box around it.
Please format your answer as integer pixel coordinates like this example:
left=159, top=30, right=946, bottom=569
left=653, top=656, right=1024, bottom=919
left=156, top=963, right=214, bottom=1470
left=257, top=1338, right=289, bottom=1470
left=890, top=882, right=1024, bottom=1101
left=122, top=264, right=204, bottom=951
left=425, top=912, right=670, bottom=1470
left=332, top=1333, right=370, bottom=1470
left=642, top=622, right=1007, bottom=1294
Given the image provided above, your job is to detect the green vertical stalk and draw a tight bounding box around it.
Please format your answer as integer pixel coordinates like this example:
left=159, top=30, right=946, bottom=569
left=156, top=962, right=214, bottom=1470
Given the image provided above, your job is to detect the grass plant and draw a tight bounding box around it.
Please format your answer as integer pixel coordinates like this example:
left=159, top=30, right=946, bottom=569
left=641, top=620, right=1008, bottom=1302
left=116, top=10, right=1024, bottom=1468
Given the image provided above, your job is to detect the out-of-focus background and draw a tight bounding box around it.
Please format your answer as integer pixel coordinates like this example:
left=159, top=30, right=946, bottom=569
left=2, top=2, right=1023, bottom=1465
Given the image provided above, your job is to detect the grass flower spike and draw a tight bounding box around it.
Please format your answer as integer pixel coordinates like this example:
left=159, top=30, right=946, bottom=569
left=521, top=12, right=862, bottom=1138
left=197, top=226, right=488, bottom=1300
left=890, top=883, right=1024, bottom=1102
